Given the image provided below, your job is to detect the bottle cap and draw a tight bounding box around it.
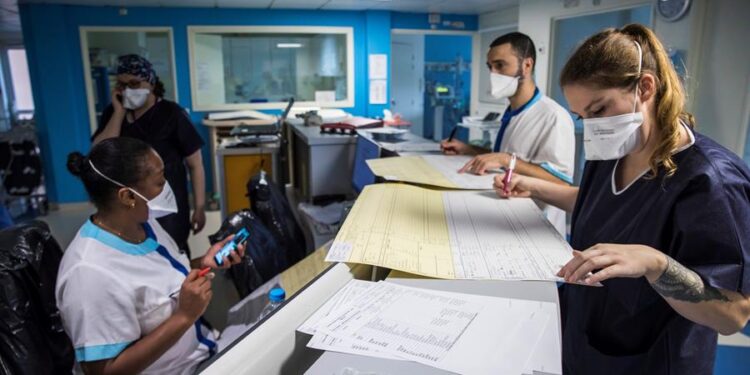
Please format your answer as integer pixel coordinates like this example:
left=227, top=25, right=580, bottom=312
left=269, top=287, right=286, bottom=302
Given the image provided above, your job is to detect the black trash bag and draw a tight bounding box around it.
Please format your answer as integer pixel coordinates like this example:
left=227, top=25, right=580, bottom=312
left=4, top=141, right=43, bottom=196
left=0, top=220, right=74, bottom=374
left=209, top=210, right=287, bottom=298
left=247, top=172, right=307, bottom=267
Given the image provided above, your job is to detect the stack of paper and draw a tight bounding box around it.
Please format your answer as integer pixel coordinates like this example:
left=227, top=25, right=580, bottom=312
left=299, top=280, right=561, bottom=375
left=366, top=155, right=499, bottom=190
left=379, top=142, right=442, bottom=153
left=327, top=183, right=573, bottom=282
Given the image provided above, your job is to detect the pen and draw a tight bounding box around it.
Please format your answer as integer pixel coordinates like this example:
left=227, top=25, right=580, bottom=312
left=198, top=267, right=212, bottom=277
left=503, top=153, right=517, bottom=195
left=447, top=126, right=458, bottom=142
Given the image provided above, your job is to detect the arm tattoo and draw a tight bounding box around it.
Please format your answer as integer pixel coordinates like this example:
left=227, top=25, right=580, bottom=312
left=651, top=255, right=730, bottom=303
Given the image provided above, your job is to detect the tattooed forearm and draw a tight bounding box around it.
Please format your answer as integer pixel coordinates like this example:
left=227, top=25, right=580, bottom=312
left=651, top=255, right=730, bottom=303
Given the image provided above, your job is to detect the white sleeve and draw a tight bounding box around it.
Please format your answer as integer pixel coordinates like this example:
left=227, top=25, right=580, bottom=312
left=528, top=109, right=576, bottom=184
left=57, top=264, right=141, bottom=362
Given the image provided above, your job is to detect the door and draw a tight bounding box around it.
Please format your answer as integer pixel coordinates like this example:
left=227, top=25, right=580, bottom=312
left=390, top=34, right=424, bottom=137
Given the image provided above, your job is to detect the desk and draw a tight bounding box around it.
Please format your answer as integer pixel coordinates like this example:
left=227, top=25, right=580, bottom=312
left=288, top=123, right=357, bottom=202
left=457, top=121, right=500, bottom=150
left=288, top=123, right=442, bottom=203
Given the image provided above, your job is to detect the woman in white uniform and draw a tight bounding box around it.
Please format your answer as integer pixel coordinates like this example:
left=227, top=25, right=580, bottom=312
left=58, top=137, right=244, bottom=374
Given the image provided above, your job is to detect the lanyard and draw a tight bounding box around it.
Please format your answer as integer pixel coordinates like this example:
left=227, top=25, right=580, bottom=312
left=144, top=223, right=217, bottom=357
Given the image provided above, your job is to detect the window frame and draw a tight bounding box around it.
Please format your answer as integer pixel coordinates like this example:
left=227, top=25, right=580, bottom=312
left=187, top=25, right=355, bottom=112
left=79, top=26, right=179, bottom=134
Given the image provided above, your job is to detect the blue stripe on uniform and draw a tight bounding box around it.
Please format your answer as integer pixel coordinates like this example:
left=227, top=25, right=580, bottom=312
left=540, top=162, right=574, bottom=184
left=75, top=341, right=131, bottom=362
left=80, top=219, right=159, bottom=256
left=143, top=223, right=217, bottom=356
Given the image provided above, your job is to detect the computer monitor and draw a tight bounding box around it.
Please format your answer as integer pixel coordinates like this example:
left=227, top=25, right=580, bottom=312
left=352, top=134, right=381, bottom=194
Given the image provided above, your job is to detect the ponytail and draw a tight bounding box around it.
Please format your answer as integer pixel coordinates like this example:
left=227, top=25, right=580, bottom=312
left=561, top=23, right=694, bottom=177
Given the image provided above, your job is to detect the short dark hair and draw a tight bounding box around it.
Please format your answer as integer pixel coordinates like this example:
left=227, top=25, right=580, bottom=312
left=490, top=32, right=536, bottom=73
left=67, top=137, right=153, bottom=209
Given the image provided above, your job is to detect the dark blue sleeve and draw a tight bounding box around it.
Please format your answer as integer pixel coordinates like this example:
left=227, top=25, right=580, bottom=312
left=670, top=162, right=750, bottom=294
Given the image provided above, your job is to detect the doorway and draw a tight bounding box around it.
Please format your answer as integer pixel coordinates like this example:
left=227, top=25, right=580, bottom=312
left=391, top=32, right=473, bottom=142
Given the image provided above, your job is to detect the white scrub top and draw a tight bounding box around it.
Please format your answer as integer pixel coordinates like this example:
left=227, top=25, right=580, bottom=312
left=56, top=219, right=215, bottom=374
left=496, top=91, right=576, bottom=236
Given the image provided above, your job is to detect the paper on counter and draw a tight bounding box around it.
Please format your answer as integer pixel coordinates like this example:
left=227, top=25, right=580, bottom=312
left=366, top=155, right=499, bottom=190
left=521, top=303, right=562, bottom=374
left=379, top=142, right=442, bottom=153
left=315, top=281, right=557, bottom=375
left=307, top=333, right=404, bottom=361
left=298, top=279, right=375, bottom=335
left=327, top=184, right=574, bottom=283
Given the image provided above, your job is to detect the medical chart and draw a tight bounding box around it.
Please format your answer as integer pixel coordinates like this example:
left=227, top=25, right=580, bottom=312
left=301, top=281, right=561, bottom=375
left=366, top=155, right=499, bottom=190
left=326, top=183, right=573, bottom=282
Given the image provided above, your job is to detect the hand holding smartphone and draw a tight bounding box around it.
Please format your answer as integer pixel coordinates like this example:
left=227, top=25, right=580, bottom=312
left=214, top=227, right=250, bottom=266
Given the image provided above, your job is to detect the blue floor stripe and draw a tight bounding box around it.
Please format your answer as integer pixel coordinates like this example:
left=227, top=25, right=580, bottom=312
left=714, top=323, right=750, bottom=374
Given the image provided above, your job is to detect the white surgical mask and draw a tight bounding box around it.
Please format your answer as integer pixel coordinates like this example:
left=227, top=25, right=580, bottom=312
left=122, top=88, right=150, bottom=110
left=88, top=160, right=178, bottom=219
left=582, top=41, right=644, bottom=161
left=490, top=73, right=520, bottom=99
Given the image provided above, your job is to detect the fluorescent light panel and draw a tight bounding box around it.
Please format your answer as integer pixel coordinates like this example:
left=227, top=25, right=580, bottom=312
left=277, top=43, right=303, bottom=48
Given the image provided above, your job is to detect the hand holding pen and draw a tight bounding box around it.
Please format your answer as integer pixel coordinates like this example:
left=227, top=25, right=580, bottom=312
left=502, top=153, right=517, bottom=195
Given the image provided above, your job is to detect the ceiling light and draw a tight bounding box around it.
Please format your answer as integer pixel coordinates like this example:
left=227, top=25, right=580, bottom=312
left=277, top=43, right=303, bottom=48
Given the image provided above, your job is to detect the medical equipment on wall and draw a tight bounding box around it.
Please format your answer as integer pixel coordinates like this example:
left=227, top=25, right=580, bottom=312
left=424, top=55, right=470, bottom=141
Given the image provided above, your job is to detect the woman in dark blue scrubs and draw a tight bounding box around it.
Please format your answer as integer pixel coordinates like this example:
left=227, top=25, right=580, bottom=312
left=494, top=24, right=750, bottom=374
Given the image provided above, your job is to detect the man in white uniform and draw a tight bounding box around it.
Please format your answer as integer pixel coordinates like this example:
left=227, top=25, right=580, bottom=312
left=441, top=32, right=575, bottom=236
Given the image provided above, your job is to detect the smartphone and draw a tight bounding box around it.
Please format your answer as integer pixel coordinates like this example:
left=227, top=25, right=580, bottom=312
left=214, top=227, right=250, bottom=266
left=482, top=112, right=500, bottom=122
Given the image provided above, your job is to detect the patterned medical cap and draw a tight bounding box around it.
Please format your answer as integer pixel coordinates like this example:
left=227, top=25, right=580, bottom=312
left=116, top=54, right=156, bottom=84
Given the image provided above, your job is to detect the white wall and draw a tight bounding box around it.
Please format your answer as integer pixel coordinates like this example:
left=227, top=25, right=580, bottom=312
left=517, top=0, right=750, bottom=155
left=518, top=0, right=703, bottom=97
left=479, top=6, right=519, bottom=30
left=692, top=0, right=750, bottom=155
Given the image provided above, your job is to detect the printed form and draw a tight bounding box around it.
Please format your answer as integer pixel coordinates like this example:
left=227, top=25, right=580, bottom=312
left=326, top=184, right=573, bottom=282
left=302, top=281, right=560, bottom=375
left=366, top=155, right=498, bottom=190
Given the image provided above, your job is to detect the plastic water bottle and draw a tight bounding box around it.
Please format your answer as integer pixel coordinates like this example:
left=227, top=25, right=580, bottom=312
left=258, top=287, right=285, bottom=321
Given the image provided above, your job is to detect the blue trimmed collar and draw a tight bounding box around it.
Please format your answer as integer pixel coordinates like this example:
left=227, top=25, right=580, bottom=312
left=80, top=219, right=160, bottom=256
left=505, top=87, right=542, bottom=118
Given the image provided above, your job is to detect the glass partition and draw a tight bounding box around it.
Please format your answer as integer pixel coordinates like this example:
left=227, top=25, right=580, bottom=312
left=189, top=26, right=354, bottom=111
left=80, top=27, right=177, bottom=133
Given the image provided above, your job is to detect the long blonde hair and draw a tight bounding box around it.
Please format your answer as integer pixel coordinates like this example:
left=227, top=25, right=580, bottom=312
left=560, top=23, right=695, bottom=177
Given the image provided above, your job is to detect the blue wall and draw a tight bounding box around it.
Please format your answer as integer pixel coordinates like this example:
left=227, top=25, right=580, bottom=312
left=19, top=4, right=476, bottom=203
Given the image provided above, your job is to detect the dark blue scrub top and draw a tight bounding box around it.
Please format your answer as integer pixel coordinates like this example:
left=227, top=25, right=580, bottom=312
left=562, top=130, right=750, bottom=375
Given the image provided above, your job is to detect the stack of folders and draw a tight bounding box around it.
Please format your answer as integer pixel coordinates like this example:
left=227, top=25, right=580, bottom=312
left=298, top=280, right=561, bottom=375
